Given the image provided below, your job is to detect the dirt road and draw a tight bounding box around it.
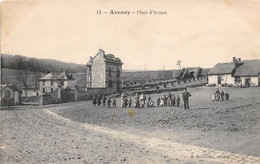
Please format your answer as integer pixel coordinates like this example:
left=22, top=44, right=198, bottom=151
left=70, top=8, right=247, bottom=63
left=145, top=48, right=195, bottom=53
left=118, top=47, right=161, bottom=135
left=1, top=105, right=259, bottom=163
left=0, top=107, right=186, bottom=163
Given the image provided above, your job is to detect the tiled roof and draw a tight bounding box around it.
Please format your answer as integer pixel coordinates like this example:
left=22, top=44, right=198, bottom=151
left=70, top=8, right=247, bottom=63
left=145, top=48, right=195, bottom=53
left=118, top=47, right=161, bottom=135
left=208, top=63, right=236, bottom=75
left=39, top=72, right=75, bottom=80
left=233, top=60, right=260, bottom=76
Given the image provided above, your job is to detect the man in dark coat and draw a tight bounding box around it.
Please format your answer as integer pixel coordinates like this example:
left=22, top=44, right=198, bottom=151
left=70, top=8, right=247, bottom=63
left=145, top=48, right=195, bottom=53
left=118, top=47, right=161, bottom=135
left=97, top=95, right=102, bottom=107
left=182, top=87, right=191, bottom=110
left=92, top=96, right=97, bottom=107
left=221, top=91, right=225, bottom=101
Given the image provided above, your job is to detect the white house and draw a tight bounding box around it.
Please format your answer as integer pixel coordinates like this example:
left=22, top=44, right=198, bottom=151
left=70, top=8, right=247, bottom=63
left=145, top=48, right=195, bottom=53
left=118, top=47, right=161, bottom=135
left=39, top=72, right=76, bottom=95
left=208, top=57, right=260, bottom=87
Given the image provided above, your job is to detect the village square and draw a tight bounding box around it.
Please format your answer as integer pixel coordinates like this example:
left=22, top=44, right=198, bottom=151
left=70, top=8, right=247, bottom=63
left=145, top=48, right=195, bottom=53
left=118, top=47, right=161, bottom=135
left=1, top=0, right=260, bottom=163
left=1, top=48, right=260, bottom=163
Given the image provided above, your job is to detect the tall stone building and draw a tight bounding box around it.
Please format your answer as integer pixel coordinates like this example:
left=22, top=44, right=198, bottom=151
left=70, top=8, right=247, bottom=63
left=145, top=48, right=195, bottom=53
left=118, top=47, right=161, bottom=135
left=86, top=49, right=123, bottom=94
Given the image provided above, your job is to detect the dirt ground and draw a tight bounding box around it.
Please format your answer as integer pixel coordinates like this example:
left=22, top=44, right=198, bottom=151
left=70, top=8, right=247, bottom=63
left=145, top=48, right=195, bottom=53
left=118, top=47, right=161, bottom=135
left=0, top=86, right=259, bottom=163
left=52, top=86, right=260, bottom=157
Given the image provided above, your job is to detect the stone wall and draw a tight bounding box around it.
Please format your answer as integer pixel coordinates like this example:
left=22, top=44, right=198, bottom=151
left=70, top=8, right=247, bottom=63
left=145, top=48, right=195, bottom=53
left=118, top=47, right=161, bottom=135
left=92, top=52, right=106, bottom=88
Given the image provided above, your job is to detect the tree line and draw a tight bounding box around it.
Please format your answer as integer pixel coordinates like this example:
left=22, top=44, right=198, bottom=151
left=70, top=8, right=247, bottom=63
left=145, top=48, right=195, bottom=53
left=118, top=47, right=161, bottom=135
left=1, top=54, right=86, bottom=73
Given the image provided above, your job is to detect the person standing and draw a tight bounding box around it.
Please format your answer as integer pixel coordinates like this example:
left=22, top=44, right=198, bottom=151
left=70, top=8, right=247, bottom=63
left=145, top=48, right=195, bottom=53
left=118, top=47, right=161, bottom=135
left=97, top=95, right=101, bottom=107
left=215, top=89, right=220, bottom=101
left=156, top=96, right=160, bottom=107
left=134, top=93, right=140, bottom=108
left=221, top=91, right=225, bottom=101
left=128, top=95, right=132, bottom=108
left=163, top=95, right=167, bottom=107
left=112, top=96, right=117, bottom=107
left=172, top=94, right=176, bottom=106
left=102, top=96, right=107, bottom=107
left=225, top=91, right=229, bottom=100
left=182, top=88, right=191, bottom=110
left=92, top=96, right=97, bottom=107
left=176, top=95, right=180, bottom=107
left=107, top=98, right=111, bottom=108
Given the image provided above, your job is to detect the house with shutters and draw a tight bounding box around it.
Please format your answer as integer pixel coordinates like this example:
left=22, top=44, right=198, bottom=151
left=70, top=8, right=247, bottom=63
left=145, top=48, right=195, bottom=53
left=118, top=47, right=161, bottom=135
left=86, top=49, right=123, bottom=95
left=39, top=72, right=76, bottom=95
left=208, top=57, right=260, bottom=87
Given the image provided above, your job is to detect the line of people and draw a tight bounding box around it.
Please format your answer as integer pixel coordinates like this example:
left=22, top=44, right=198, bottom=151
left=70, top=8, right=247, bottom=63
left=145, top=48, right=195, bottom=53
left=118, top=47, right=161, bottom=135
left=212, top=89, right=229, bottom=101
left=92, top=95, right=117, bottom=108
left=92, top=87, right=192, bottom=110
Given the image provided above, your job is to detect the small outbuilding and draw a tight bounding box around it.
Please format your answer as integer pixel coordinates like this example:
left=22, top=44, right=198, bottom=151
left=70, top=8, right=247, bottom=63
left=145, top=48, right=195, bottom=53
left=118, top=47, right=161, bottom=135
left=208, top=57, right=260, bottom=87
left=1, top=85, right=21, bottom=106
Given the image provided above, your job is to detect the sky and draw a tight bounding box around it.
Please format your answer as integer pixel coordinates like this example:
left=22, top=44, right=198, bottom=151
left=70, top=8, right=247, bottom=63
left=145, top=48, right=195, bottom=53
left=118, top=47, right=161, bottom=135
left=1, top=0, right=260, bottom=70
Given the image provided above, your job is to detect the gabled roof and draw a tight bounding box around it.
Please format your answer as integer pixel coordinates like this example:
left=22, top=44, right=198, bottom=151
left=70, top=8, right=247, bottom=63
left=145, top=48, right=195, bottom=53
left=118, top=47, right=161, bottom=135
left=233, top=60, right=260, bottom=76
left=1, top=85, right=19, bottom=91
left=208, top=62, right=236, bottom=75
left=86, top=49, right=123, bottom=66
left=39, top=72, right=75, bottom=80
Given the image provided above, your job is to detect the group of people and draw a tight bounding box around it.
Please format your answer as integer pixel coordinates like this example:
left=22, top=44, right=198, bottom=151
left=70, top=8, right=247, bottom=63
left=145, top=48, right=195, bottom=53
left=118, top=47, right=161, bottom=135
left=92, top=87, right=192, bottom=110
left=92, top=95, right=117, bottom=108
left=212, top=89, right=229, bottom=101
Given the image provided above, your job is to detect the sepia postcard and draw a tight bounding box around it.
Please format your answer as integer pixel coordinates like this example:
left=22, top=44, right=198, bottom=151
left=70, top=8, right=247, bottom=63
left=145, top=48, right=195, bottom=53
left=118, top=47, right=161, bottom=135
left=0, top=0, right=260, bottom=163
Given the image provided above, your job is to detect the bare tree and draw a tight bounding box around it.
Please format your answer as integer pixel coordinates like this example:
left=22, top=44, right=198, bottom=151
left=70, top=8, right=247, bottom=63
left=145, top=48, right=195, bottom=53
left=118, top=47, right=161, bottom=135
left=32, top=72, right=43, bottom=96
left=19, top=70, right=30, bottom=97
left=1, top=76, right=10, bottom=85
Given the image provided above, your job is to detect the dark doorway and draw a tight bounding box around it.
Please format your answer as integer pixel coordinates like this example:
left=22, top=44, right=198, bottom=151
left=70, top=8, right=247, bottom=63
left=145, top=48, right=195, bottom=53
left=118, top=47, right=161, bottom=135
left=217, top=76, right=221, bottom=84
left=245, top=78, right=251, bottom=87
left=189, top=72, right=195, bottom=80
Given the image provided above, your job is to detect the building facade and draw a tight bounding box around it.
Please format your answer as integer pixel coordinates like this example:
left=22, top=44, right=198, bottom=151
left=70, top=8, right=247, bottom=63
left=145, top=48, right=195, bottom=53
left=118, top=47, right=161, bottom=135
left=208, top=57, right=260, bottom=87
left=86, top=49, right=123, bottom=93
left=39, top=72, right=76, bottom=95
left=1, top=85, right=20, bottom=106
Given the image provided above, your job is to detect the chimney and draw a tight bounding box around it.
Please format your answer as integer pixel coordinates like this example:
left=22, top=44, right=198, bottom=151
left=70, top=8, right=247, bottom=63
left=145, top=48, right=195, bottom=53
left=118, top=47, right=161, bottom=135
left=90, top=56, right=93, bottom=62
left=232, top=57, right=237, bottom=66
left=237, top=58, right=241, bottom=62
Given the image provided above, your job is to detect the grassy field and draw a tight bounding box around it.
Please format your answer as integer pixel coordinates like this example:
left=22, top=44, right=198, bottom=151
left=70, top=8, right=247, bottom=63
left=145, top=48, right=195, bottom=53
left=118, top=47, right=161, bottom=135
left=50, top=86, right=260, bottom=157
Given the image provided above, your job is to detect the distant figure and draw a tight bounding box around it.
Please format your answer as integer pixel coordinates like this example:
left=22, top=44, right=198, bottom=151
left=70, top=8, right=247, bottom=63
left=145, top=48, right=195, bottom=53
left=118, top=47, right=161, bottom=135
left=147, top=98, right=154, bottom=108
left=160, top=98, right=164, bottom=107
left=172, top=94, right=176, bottom=106
left=182, top=88, right=191, bottom=110
left=140, top=93, right=146, bottom=108
left=212, top=94, right=216, bottom=101
left=221, top=91, right=225, bottom=101
left=92, top=96, right=97, bottom=107
left=163, top=95, right=167, bottom=107
left=167, top=94, right=171, bottom=106
left=134, top=93, right=140, bottom=108
left=176, top=95, right=180, bottom=107
left=225, top=91, right=229, bottom=100
left=112, top=96, right=117, bottom=107
left=156, top=96, right=160, bottom=107
left=215, top=89, right=220, bottom=101
left=121, top=93, right=126, bottom=108
left=102, top=96, right=107, bottom=107
left=97, top=95, right=101, bottom=107
left=128, top=96, right=132, bottom=108
left=107, top=98, right=111, bottom=108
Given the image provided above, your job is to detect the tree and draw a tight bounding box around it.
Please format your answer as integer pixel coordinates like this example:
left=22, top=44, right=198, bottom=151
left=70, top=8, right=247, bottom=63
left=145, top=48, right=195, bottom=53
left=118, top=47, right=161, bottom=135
left=19, top=70, right=30, bottom=97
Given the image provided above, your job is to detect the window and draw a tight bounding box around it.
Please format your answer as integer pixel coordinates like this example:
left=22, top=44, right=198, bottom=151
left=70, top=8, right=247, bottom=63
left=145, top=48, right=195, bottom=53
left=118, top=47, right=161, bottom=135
left=33, top=89, right=36, bottom=92
left=108, top=68, right=111, bottom=77
left=51, top=81, right=54, bottom=86
left=43, top=88, right=46, bottom=93
left=109, top=80, right=113, bottom=88
left=51, top=88, right=54, bottom=92
left=5, top=90, right=11, bottom=98
left=235, top=77, right=241, bottom=82
left=42, top=81, right=45, bottom=86
left=117, top=69, right=120, bottom=78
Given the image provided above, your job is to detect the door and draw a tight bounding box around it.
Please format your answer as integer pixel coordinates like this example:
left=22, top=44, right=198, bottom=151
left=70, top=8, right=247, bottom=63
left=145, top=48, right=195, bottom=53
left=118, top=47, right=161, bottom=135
left=217, top=76, right=221, bottom=84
